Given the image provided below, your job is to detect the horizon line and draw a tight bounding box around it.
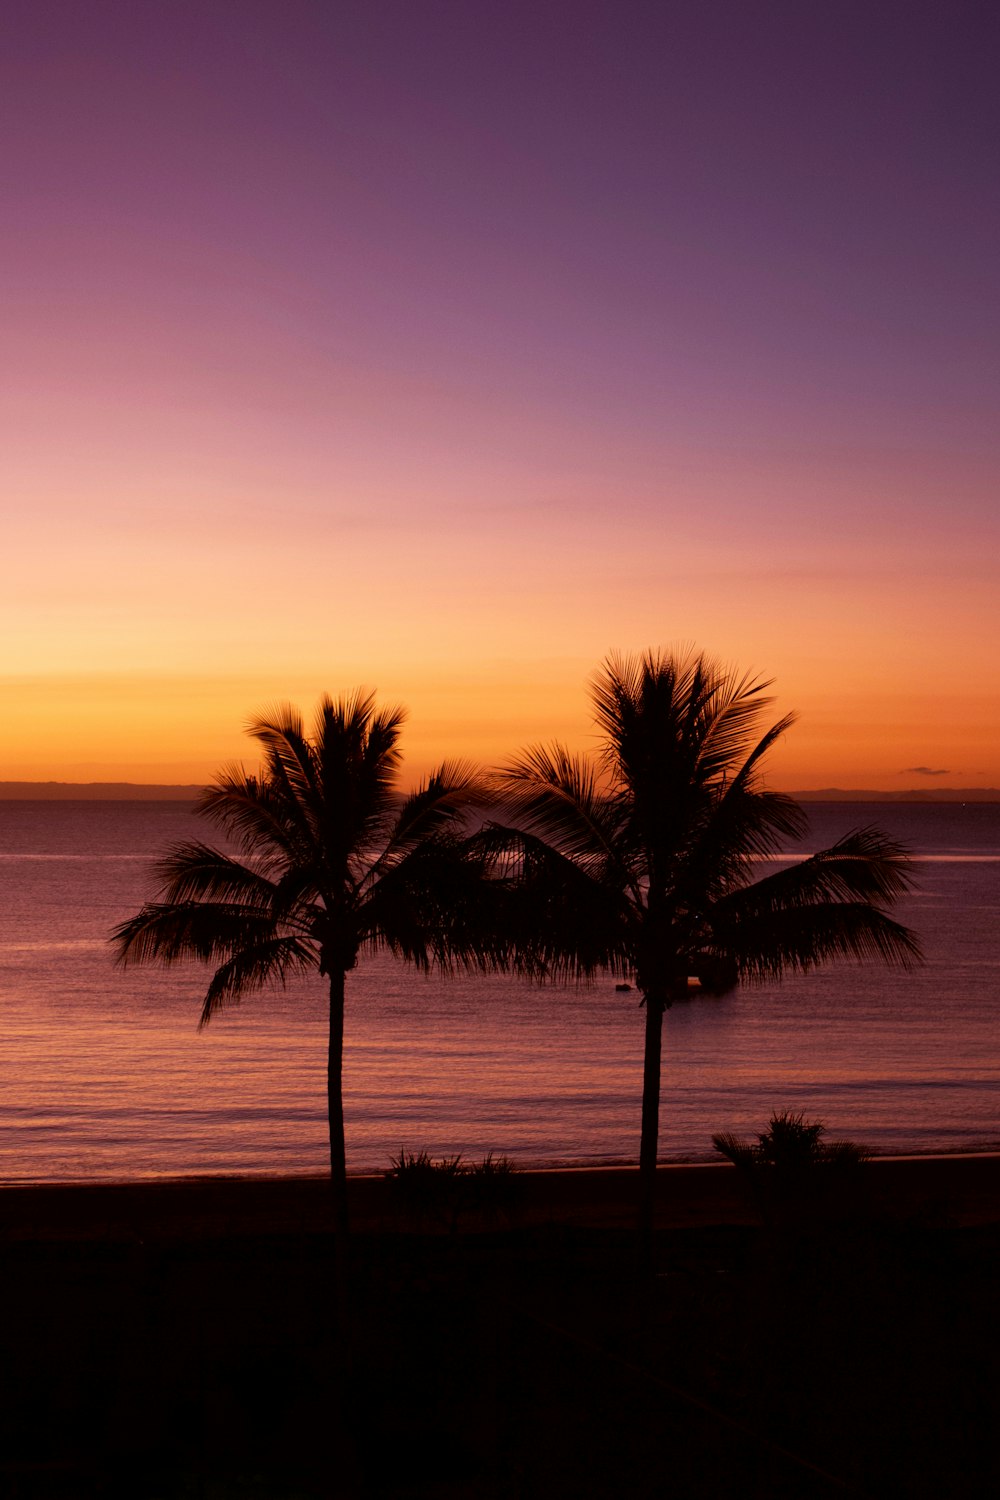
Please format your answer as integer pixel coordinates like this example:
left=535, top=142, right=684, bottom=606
left=1, top=780, right=998, bottom=804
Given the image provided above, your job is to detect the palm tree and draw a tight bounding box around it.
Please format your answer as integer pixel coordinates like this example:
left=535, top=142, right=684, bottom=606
left=495, top=650, right=921, bottom=1253
left=111, top=692, right=502, bottom=1237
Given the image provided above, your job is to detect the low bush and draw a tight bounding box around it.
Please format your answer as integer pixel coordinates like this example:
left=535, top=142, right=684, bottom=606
left=712, top=1110, right=871, bottom=1228
left=386, top=1149, right=518, bottom=1228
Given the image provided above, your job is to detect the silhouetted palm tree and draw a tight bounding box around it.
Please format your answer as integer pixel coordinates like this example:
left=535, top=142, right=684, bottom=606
left=112, top=692, right=501, bottom=1236
left=496, top=650, right=921, bottom=1254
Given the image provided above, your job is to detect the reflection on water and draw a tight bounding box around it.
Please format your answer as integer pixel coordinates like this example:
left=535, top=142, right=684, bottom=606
left=0, top=800, right=998, bottom=1182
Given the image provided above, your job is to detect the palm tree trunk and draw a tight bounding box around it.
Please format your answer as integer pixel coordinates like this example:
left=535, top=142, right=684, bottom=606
left=328, top=967, right=349, bottom=1238
left=325, top=965, right=360, bottom=1476
left=638, top=990, right=665, bottom=1268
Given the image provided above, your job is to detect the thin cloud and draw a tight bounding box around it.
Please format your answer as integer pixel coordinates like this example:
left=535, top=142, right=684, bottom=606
left=902, top=766, right=952, bottom=777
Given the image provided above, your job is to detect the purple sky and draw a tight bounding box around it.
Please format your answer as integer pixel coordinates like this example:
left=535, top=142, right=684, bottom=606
left=2, top=1, right=998, bottom=786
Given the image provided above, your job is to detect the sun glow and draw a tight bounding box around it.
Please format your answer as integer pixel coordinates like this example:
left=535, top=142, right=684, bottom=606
left=2, top=6, right=998, bottom=793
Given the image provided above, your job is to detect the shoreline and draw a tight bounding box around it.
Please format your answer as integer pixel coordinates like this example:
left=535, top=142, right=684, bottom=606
left=4, top=1142, right=999, bottom=1189
left=3, top=1151, right=998, bottom=1241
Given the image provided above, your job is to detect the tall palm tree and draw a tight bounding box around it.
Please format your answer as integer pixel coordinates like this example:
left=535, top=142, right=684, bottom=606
left=111, top=692, right=501, bottom=1236
left=495, top=650, right=921, bottom=1251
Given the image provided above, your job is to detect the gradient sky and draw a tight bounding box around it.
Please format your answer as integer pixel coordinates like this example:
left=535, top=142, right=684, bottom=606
left=3, top=0, right=998, bottom=789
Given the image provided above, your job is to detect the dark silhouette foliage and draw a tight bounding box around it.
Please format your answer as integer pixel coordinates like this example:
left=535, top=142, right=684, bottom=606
left=111, top=692, right=505, bottom=1234
left=714, top=1109, right=872, bottom=1227
left=386, top=1148, right=519, bottom=1229
left=493, top=649, right=921, bottom=1254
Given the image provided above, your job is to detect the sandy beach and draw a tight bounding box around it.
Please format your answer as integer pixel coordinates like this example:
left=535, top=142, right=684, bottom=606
left=2, top=1156, right=997, bottom=1497
left=2, top=1151, right=998, bottom=1243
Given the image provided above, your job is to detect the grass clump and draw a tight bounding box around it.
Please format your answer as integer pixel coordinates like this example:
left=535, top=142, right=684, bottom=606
left=386, top=1149, right=518, bottom=1229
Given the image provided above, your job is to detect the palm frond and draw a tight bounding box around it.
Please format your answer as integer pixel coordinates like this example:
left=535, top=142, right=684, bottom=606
left=481, top=826, right=632, bottom=979
left=712, top=901, right=922, bottom=981
left=311, top=692, right=407, bottom=873
left=111, top=900, right=279, bottom=968
left=589, top=654, right=773, bottom=888
left=677, top=786, right=807, bottom=909
left=199, top=935, right=319, bottom=1024
left=592, top=653, right=790, bottom=819
left=692, top=666, right=777, bottom=783
left=495, top=743, right=630, bottom=877
left=150, top=842, right=281, bottom=908
left=717, top=713, right=800, bottom=804
left=198, top=767, right=314, bottom=868
left=363, top=761, right=487, bottom=885
left=711, top=1130, right=757, bottom=1172
left=248, top=705, right=324, bottom=852
left=325, top=690, right=403, bottom=802
left=720, top=828, right=919, bottom=915
left=359, top=831, right=506, bottom=971
left=354, top=698, right=407, bottom=811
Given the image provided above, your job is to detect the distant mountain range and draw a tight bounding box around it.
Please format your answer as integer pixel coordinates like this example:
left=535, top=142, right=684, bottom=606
left=2, top=781, right=999, bottom=803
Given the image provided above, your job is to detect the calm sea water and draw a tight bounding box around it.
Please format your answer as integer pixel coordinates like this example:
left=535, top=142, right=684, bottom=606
left=0, top=800, right=997, bottom=1183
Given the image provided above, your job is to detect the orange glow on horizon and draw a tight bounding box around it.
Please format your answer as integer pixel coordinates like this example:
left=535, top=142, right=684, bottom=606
left=2, top=8, right=998, bottom=793
left=3, top=660, right=998, bottom=794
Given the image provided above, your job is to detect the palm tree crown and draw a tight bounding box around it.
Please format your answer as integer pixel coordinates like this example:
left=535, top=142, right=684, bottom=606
left=112, top=692, right=501, bottom=1232
left=496, top=649, right=921, bottom=1246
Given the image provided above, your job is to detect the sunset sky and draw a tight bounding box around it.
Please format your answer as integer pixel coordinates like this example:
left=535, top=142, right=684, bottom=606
left=3, top=0, right=998, bottom=791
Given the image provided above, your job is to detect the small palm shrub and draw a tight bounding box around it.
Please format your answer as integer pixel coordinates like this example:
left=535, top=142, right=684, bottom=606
left=713, top=1111, right=871, bottom=1227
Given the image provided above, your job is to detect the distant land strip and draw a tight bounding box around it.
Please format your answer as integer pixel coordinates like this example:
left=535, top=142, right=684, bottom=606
left=791, top=788, right=1000, bottom=803
left=0, top=782, right=205, bottom=801
left=1, top=782, right=999, bottom=802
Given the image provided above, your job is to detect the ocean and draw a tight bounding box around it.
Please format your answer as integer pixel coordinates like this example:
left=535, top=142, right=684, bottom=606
left=0, top=800, right=997, bottom=1183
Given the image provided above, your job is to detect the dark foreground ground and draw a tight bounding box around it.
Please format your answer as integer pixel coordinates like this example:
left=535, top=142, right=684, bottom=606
left=2, top=1161, right=998, bottom=1498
